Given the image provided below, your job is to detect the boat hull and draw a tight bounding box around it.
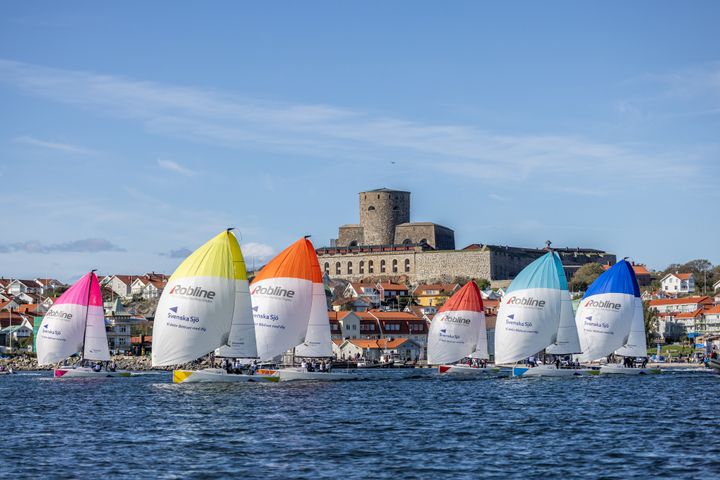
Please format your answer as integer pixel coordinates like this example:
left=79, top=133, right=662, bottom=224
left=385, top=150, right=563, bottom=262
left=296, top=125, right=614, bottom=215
left=260, top=367, right=357, bottom=382
left=512, top=364, right=583, bottom=377
left=173, top=368, right=278, bottom=384
left=438, top=364, right=502, bottom=377
left=707, top=358, right=720, bottom=371
left=599, top=365, right=661, bottom=375
left=54, top=367, right=131, bottom=378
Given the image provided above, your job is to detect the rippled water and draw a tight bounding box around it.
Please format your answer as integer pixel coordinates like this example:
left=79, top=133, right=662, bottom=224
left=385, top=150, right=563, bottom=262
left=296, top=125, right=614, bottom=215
left=2, top=369, right=719, bottom=479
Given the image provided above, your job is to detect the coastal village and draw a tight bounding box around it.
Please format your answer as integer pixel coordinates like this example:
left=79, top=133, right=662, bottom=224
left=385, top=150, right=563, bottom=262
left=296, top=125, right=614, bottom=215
left=2, top=189, right=719, bottom=366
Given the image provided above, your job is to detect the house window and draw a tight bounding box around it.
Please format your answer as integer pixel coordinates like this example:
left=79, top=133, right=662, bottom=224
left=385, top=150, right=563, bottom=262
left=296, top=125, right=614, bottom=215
left=392, top=259, right=398, bottom=273
left=368, top=260, right=374, bottom=274
left=347, top=262, right=353, bottom=274
left=359, top=261, right=365, bottom=274
left=381, top=260, right=386, bottom=273
left=404, top=259, right=410, bottom=272
left=368, top=206, right=375, bottom=211
left=336, top=262, right=341, bottom=275
left=352, top=324, right=357, bottom=330
left=324, top=263, right=330, bottom=273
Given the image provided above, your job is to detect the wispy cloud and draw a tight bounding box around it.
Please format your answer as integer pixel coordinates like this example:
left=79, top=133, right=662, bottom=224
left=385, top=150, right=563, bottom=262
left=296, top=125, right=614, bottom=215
left=157, top=159, right=195, bottom=176
left=488, top=193, right=507, bottom=201
left=242, top=242, right=275, bottom=261
left=160, top=248, right=192, bottom=259
left=0, top=238, right=125, bottom=254
left=13, top=135, right=95, bottom=154
left=0, top=59, right=704, bottom=189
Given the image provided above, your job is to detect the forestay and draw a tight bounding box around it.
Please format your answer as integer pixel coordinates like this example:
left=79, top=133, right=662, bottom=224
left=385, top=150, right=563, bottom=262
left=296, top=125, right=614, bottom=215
left=494, top=252, right=563, bottom=365
left=152, top=231, right=237, bottom=367
left=427, top=281, right=487, bottom=365
left=575, top=260, right=637, bottom=362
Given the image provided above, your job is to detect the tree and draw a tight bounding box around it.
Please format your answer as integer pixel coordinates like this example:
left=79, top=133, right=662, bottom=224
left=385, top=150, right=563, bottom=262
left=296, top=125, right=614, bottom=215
left=568, top=263, right=605, bottom=292
left=474, top=278, right=491, bottom=291
left=643, top=300, right=658, bottom=348
left=662, top=259, right=715, bottom=294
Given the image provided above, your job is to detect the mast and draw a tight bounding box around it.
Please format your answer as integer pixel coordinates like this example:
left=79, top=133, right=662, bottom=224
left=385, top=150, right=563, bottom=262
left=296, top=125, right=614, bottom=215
left=79, top=270, right=97, bottom=363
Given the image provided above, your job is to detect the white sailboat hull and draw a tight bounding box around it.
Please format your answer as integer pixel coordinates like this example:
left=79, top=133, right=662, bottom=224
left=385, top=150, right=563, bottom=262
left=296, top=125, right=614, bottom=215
left=257, top=367, right=357, bottom=382
left=173, top=368, right=278, bottom=384
left=438, top=364, right=502, bottom=377
left=54, top=367, right=131, bottom=378
left=599, top=364, right=661, bottom=375
left=512, top=364, right=583, bottom=377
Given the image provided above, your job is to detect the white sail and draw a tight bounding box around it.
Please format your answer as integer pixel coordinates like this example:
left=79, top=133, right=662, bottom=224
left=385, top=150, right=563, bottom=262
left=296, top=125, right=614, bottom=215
left=252, top=238, right=316, bottom=361
left=614, top=297, right=647, bottom=358
left=575, top=260, right=638, bottom=362
left=294, top=282, right=333, bottom=358
left=152, top=231, right=239, bottom=367
left=83, top=304, right=111, bottom=361
left=494, top=253, right=563, bottom=365
left=36, top=272, right=99, bottom=366
left=215, top=278, right=258, bottom=358
left=546, top=290, right=582, bottom=355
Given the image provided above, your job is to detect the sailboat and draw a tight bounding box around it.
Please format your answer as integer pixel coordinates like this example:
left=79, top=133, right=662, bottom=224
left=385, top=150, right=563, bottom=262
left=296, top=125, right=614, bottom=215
left=427, top=281, right=499, bottom=377
left=37, top=271, right=129, bottom=378
left=494, top=251, right=581, bottom=378
left=574, top=259, right=655, bottom=374
left=152, top=229, right=275, bottom=383
left=253, top=237, right=355, bottom=381
left=516, top=253, right=584, bottom=377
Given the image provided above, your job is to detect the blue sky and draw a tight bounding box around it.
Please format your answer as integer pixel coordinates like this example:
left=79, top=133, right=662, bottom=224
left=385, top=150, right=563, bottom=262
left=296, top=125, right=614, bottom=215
left=1, top=1, right=718, bottom=282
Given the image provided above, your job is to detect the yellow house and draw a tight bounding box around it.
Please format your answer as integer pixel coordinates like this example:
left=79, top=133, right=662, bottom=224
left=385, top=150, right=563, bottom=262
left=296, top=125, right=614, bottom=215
left=413, top=283, right=460, bottom=307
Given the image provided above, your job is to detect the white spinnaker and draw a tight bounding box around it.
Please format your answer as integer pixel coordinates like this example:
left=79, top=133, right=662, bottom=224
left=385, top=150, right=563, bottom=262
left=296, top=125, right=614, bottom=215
left=252, top=277, right=313, bottom=361
left=83, top=305, right=111, bottom=361
left=575, top=292, right=635, bottom=362
left=152, top=276, right=235, bottom=366
left=614, top=298, right=647, bottom=358
left=216, top=279, right=258, bottom=358
left=494, top=287, right=562, bottom=365
left=546, top=290, right=582, bottom=355
left=294, top=282, right=333, bottom=358
left=427, top=310, right=487, bottom=364
left=36, top=304, right=87, bottom=366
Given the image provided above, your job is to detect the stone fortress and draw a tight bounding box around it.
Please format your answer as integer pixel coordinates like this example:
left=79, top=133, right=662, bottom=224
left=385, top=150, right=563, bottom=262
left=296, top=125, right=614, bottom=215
left=317, top=188, right=616, bottom=284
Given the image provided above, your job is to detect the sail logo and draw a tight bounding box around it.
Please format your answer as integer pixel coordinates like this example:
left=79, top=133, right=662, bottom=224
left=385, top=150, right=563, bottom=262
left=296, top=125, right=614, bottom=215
left=169, top=285, right=216, bottom=300
left=251, top=285, right=295, bottom=298
left=584, top=299, right=621, bottom=311
left=440, top=315, right=471, bottom=325
left=505, top=296, right=546, bottom=308
left=45, top=308, right=73, bottom=320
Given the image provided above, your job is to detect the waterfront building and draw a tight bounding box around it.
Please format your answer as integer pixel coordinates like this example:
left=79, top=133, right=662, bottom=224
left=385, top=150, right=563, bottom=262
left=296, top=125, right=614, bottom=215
left=648, top=296, right=713, bottom=314
left=104, top=298, right=149, bottom=353
left=701, top=305, right=720, bottom=335
left=660, top=272, right=696, bottom=294
left=317, top=188, right=616, bottom=283
left=376, top=282, right=409, bottom=306
left=6, top=279, right=42, bottom=296
left=333, top=338, right=423, bottom=362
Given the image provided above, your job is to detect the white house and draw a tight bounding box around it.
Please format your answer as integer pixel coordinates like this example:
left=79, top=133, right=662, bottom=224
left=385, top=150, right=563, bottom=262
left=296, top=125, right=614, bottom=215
left=334, top=338, right=422, bottom=362
left=6, top=279, right=42, bottom=296
left=142, top=280, right=166, bottom=299
left=660, top=272, right=695, bottom=294
left=0, top=299, right=20, bottom=311
left=343, top=283, right=381, bottom=307
left=648, top=296, right=713, bottom=314
left=106, top=275, right=137, bottom=299
left=702, top=305, right=720, bottom=335
left=714, top=280, right=720, bottom=293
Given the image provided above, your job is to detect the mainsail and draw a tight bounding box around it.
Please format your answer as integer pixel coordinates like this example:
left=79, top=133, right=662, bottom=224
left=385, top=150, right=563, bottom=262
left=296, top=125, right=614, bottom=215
left=575, top=260, right=638, bottom=362
left=251, top=237, right=315, bottom=361
left=152, top=230, right=239, bottom=367
left=36, top=272, right=110, bottom=366
left=545, top=253, right=582, bottom=355
left=493, top=252, right=563, bottom=365
left=427, top=281, right=487, bottom=365
left=215, top=234, right=258, bottom=358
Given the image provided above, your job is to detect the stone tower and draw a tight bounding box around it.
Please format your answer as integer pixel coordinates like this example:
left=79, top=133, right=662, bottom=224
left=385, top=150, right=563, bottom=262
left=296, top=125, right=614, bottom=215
left=359, top=188, right=410, bottom=245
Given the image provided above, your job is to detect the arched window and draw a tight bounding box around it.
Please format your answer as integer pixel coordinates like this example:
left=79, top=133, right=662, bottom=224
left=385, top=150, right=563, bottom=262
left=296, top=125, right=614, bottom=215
left=380, top=260, right=386, bottom=273
left=404, top=259, right=410, bottom=272
left=392, top=259, right=398, bottom=273
left=368, top=206, right=375, bottom=211
left=347, top=261, right=353, bottom=274
left=393, top=206, right=399, bottom=211
left=420, top=238, right=428, bottom=244
left=349, top=240, right=358, bottom=247
left=368, top=260, right=374, bottom=274
left=359, top=261, right=365, bottom=274
left=335, top=262, right=341, bottom=275
left=324, top=263, right=330, bottom=273
left=402, top=238, right=412, bottom=245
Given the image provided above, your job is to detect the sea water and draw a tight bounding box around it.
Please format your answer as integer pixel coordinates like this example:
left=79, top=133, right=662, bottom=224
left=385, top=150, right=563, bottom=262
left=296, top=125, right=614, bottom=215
left=2, top=369, right=719, bottom=479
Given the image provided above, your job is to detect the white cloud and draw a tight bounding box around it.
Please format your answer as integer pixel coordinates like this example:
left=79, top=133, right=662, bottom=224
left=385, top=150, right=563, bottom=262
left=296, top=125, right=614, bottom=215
left=13, top=135, right=94, bottom=154
left=488, top=193, right=507, bottom=201
left=157, top=159, right=195, bottom=176
left=242, top=242, right=275, bottom=262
